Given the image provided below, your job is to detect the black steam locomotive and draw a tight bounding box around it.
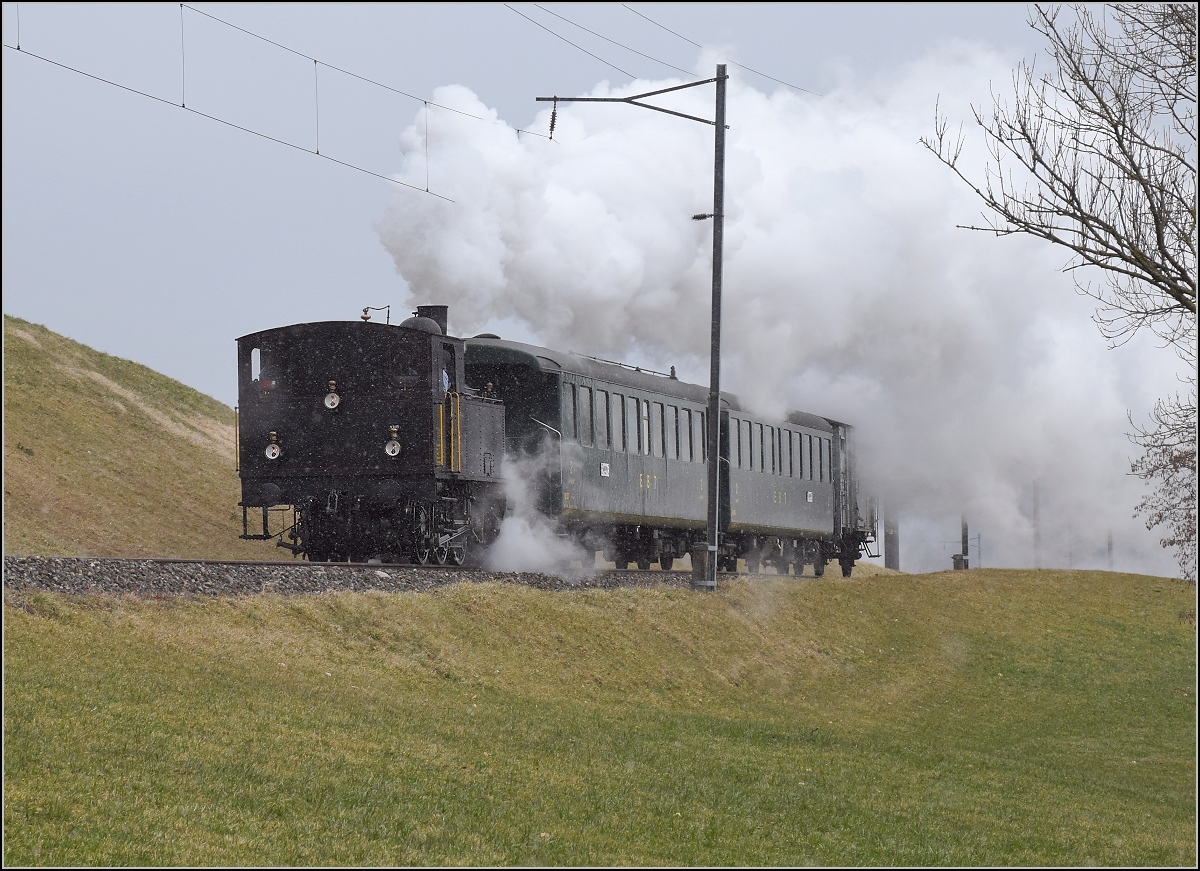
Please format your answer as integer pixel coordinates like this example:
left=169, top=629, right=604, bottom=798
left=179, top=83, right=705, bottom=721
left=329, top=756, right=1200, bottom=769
left=236, top=306, right=876, bottom=575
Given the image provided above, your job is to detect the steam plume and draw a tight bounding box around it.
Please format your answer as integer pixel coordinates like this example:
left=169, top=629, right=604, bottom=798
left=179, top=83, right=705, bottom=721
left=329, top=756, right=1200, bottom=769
left=377, top=46, right=1182, bottom=576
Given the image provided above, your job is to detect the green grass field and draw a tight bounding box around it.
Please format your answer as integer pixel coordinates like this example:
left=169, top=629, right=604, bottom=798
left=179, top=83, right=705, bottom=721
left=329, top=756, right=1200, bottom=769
left=4, top=569, right=1195, bottom=866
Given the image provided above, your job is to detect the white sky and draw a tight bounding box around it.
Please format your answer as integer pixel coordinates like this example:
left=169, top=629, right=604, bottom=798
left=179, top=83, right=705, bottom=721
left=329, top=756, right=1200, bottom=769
left=3, top=3, right=1180, bottom=575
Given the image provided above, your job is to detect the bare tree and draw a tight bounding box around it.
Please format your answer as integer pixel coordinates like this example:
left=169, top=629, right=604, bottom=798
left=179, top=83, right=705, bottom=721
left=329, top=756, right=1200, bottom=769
left=921, top=3, right=1197, bottom=579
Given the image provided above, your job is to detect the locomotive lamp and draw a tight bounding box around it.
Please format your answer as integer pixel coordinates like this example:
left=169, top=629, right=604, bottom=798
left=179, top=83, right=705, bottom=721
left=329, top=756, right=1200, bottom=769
left=324, top=380, right=340, bottom=410
left=265, top=431, right=282, bottom=460
left=384, top=425, right=401, bottom=457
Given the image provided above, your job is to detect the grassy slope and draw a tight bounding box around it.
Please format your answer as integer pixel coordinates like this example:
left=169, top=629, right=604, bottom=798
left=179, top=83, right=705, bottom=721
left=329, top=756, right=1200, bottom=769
left=3, top=314, right=277, bottom=559
left=4, top=569, right=1195, bottom=866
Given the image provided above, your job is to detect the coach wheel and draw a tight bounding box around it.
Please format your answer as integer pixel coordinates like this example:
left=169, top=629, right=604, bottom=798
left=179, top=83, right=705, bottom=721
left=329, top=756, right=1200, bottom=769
left=814, top=556, right=826, bottom=577
left=660, top=556, right=674, bottom=571
left=747, top=555, right=760, bottom=575
left=841, top=563, right=853, bottom=578
left=636, top=557, right=651, bottom=571
left=614, top=559, right=629, bottom=570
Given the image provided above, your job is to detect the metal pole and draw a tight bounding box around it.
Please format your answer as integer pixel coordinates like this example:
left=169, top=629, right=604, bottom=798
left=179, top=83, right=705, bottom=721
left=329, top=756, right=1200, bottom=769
left=702, top=64, right=727, bottom=591
left=961, top=515, right=969, bottom=570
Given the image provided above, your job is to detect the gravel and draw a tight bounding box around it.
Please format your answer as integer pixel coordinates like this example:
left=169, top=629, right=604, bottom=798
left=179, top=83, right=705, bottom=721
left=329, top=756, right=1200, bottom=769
left=2, top=556, right=694, bottom=598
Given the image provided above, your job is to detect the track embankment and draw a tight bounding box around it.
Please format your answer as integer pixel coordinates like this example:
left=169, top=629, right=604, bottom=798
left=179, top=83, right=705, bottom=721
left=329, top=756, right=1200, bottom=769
left=2, top=555, right=693, bottom=597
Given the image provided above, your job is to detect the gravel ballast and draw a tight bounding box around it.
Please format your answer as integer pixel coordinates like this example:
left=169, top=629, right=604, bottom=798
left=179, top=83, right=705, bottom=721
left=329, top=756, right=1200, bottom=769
left=3, top=556, right=694, bottom=598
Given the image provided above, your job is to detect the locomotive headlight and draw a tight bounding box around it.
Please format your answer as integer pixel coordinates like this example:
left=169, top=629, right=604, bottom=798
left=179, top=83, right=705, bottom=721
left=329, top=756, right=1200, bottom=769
left=265, top=431, right=282, bottom=460
left=384, top=425, right=401, bottom=457
left=324, top=379, right=340, bottom=410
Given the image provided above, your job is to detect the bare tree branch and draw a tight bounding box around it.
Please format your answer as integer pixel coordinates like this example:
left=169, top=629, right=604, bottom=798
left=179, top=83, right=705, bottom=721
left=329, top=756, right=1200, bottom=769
left=920, top=3, right=1197, bottom=578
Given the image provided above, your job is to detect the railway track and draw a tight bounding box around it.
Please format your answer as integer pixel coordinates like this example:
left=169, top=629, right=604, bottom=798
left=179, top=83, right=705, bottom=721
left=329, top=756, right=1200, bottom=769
left=2, top=554, right=702, bottom=598
left=128, top=556, right=692, bottom=573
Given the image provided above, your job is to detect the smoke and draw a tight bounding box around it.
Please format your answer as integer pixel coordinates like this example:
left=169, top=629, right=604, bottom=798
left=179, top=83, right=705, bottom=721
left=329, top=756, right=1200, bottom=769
left=377, top=46, right=1183, bottom=576
left=485, top=445, right=592, bottom=577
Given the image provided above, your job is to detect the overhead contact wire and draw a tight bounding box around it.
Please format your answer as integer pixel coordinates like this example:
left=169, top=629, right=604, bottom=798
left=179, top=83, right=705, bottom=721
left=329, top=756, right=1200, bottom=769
left=532, top=3, right=698, bottom=79
left=621, top=3, right=823, bottom=97
left=180, top=4, right=550, bottom=139
left=504, top=4, right=636, bottom=79
left=1, top=43, right=454, bottom=201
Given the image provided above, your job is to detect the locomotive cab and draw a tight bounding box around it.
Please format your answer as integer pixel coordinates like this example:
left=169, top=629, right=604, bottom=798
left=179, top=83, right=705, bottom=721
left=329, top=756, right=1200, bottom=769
left=236, top=314, right=505, bottom=564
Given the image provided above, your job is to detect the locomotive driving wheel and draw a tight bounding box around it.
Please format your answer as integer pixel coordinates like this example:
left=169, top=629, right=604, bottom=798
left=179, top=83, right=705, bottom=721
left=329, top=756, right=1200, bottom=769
left=410, top=502, right=432, bottom=565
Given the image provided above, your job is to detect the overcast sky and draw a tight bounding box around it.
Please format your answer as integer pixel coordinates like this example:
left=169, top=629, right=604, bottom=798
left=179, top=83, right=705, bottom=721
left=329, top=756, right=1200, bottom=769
left=2, top=3, right=1180, bottom=576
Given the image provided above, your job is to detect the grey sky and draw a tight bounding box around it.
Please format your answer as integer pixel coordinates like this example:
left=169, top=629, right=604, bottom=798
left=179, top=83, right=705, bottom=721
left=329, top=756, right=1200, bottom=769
left=4, top=2, right=1047, bottom=406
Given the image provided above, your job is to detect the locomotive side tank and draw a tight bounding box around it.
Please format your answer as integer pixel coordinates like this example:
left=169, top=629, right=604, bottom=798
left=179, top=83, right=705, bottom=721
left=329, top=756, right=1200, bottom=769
left=236, top=311, right=505, bottom=564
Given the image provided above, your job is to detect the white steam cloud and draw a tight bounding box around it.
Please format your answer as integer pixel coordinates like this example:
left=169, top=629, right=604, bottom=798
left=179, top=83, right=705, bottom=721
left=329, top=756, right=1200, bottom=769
left=377, top=45, right=1182, bottom=576
left=485, top=447, right=591, bottom=577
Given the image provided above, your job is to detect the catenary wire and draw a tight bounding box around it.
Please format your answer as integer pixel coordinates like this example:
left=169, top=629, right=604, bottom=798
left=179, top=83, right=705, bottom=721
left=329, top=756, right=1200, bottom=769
left=622, top=3, right=822, bottom=97
left=180, top=4, right=551, bottom=139
left=2, top=43, right=454, bottom=202
left=504, top=4, right=637, bottom=79
left=531, top=3, right=699, bottom=79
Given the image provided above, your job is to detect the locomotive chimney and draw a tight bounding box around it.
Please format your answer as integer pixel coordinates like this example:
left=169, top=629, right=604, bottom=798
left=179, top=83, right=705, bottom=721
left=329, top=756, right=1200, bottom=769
left=416, top=305, right=449, bottom=336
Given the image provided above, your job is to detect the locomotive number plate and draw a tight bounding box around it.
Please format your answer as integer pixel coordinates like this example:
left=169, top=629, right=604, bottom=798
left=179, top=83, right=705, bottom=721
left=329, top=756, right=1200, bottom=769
left=600, top=463, right=610, bottom=478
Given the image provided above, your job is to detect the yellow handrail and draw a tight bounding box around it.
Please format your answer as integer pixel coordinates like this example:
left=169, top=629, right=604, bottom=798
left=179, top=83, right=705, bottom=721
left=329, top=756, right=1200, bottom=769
left=454, top=392, right=463, bottom=471
left=437, top=403, right=445, bottom=466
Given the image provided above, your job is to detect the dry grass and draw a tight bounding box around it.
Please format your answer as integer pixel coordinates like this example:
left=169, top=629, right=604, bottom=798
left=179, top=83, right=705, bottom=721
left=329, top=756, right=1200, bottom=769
left=3, top=314, right=280, bottom=560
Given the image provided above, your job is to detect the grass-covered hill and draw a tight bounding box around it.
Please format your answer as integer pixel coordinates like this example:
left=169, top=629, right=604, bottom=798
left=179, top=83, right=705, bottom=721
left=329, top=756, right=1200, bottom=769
left=3, top=314, right=272, bottom=559
left=3, top=569, right=1195, bottom=866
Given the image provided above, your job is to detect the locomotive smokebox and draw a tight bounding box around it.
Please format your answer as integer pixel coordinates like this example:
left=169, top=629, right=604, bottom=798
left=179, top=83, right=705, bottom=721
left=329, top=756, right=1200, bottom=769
left=416, top=305, right=449, bottom=336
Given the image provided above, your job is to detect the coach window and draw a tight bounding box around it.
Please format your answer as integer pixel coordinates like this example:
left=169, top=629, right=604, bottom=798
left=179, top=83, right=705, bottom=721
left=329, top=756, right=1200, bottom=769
left=626, top=396, right=640, bottom=453
left=596, top=390, right=610, bottom=449
left=641, top=400, right=651, bottom=455
left=786, top=431, right=794, bottom=477
left=681, top=409, right=693, bottom=461
left=579, top=386, right=594, bottom=447
left=731, top=418, right=740, bottom=467
left=765, top=425, right=775, bottom=474
left=666, top=406, right=679, bottom=460
left=693, top=411, right=705, bottom=463
left=611, top=393, right=624, bottom=452
left=650, top=402, right=664, bottom=458
left=562, top=383, right=577, bottom=442
left=820, top=437, right=827, bottom=482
